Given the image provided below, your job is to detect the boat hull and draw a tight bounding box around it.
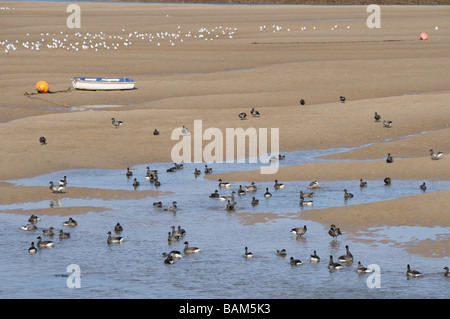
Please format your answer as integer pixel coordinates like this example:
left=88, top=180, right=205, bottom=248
left=72, top=77, right=135, bottom=90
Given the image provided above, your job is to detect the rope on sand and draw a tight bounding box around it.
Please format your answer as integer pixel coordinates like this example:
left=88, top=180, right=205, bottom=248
left=24, top=87, right=73, bottom=108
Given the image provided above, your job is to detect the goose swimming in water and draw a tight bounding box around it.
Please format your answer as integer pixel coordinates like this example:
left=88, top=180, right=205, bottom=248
left=42, top=227, right=54, bottom=236
left=126, top=167, right=133, bottom=178
left=28, top=215, right=40, bottom=223
left=39, top=136, right=47, bottom=145
left=21, top=223, right=37, bottom=231
left=374, top=112, right=381, bottom=122
left=243, top=247, right=253, bottom=258
left=219, top=191, right=235, bottom=202
left=225, top=200, right=237, bottom=211
left=328, top=224, right=342, bottom=240
left=218, top=179, right=231, bottom=188
left=163, top=201, right=178, bottom=212
left=49, top=181, right=65, bottom=193
left=111, top=117, right=123, bottom=128
left=299, top=197, right=313, bottom=206
left=420, top=182, right=427, bottom=191
left=245, top=182, right=257, bottom=192
left=276, top=249, right=287, bottom=257
left=338, top=245, right=353, bottom=263
left=251, top=197, right=259, bottom=206
left=132, top=178, right=140, bottom=187
left=344, top=189, right=354, bottom=199
left=162, top=251, right=183, bottom=259
left=183, top=241, right=200, bottom=254
left=291, top=225, right=307, bottom=236
left=264, top=188, right=272, bottom=198
left=299, top=191, right=314, bottom=198
left=174, top=163, right=184, bottom=170
left=384, top=177, right=392, bottom=185
left=360, top=179, right=368, bottom=187
left=383, top=120, right=392, bottom=128
left=274, top=180, right=285, bottom=189
left=356, top=262, right=372, bottom=273
left=153, top=201, right=163, bottom=208
left=309, top=180, right=319, bottom=189
left=37, top=236, right=54, bottom=248
left=204, top=165, right=213, bottom=174
left=290, top=257, right=303, bottom=266
left=164, top=255, right=175, bottom=264
left=177, top=226, right=186, bottom=237
left=443, top=266, right=450, bottom=278
left=59, top=230, right=70, bottom=239
left=328, top=255, right=343, bottom=270
left=167, top=231, right=180, bottom=242
left=310, top=250, right=320, bottom=263
left=28, top=242, right=37, bottom=254
left=114, top=223, right=123, bottom=232
left=63, top=217, right=77, bottom=227
left=194, top=168, right=202, bottom=177
left=386, top=153, right=394, bottom=163
left=209, top=190, right=220, bottom=198
left=430, top=149, right=443, bottom=160
left=237, top=185, right=246, bottom=196
left=406, top=264, right=423, bottom=277
left=107, top=231, right=124, bottom=244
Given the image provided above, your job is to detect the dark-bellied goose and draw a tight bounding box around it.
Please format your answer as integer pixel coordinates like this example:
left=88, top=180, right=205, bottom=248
left=153, top=201, right=163, bottom=208
left=340, top=96, right=346, bottom=103
left=219, top=191, right=235, bottom=202
left=39, top=136, right=47, bottom=145
left=49, top=181, right=65, bottom=193
left=406, top=264, right=424, bottom=277
left=59, top=176, right=67, bottom=187
left=299, top=197, right=313, bottom=206
left=114, top=223, right=123, bottom=233
left=310, top=250, right=320, bottom=263
left=328, top=224, right=342, bottom=240
left=177, top=226, right=186, bottom=237
left=21, top=223, right=37, bottom=231
left=183, top=241, right=200, bottom=254
left=237, top=185, right=246, bottom=196
left=383, top=120, right=392, bottom=128
left=251, top=197, right=259, bottom=206
left=63, top=217, right=77, bottom=227
left=251, top=107, right=260, bottom=117
left=194, top=168, right=202, bottom=177
left=28, top=215, right=40, bottom=223
left=28, top=242, right=37, bottom=254
left=107, top=231, right=124, bottom=244
left=43, top=227, right=54, bottom=236
left=239, top=112, right=247, bottom=120
left=430, top=149, right=443, bottom=160
left=264, top=188, right=272, bottom=198
left=338, top=245, right=353, bottom=263
left=126, top=167, right=133, bottom=177
left=209, top=190, right=220, bottom=198
left=164, top=255, right=175, bottom=264
left=37, top=236, right=54, bottom=248
left=444, top=266, right=450, bottom=278
left=278, top=154, right=285, bottom=160
left=166, top=166, right=177, bottom=173
left=374, top=112, right=381, bottom=122
left=386, top=153, right=394, bottom=163
left=291, top=225, right=307, bottom=236
left=162, top=251, right=182, bottom=259
left=153, top=129, right=160, bottom=135
left=290, top=257, right=303, bottom=266
left=360, top=179, right=368, bottom=187
left=218, top=179, right=231, bottom=188
left=356, top=262, right=372, bottom=273
left=328, top=255, right=343, bottom=270
left=171, top=225, right=183, bottom=238
left=168, top=231, right=180, bottom=242
left=344, top=189, right=354, bottom=199
left=59, top=229, right=70, bottom=239
left=300, top=191, right=314, bottom=198
left=204, top=165, right=213, bottom=174
left=111, top=117, right=123, bottom=128
left=154, top=180, right=161, bottom=187
left=384, top=177, right=392, bottom=185
left=174, top=163, right=184, bottom=170
left=225, top=200, right=237, bottom=211
left=146, top=167, right=157, bottom=175
left=245, top=182, right=257, bottom=192
left=420, top=182, right=427, bottom=191
left=243, top=247, right=253, bottom=258
left=276, top=249, right=287, bottom=257
left=309, top=180, right=319, bottom=189
left=133, top=178, right=140, bottom=187
left=274, top=180, right=285, bottom=189
left=163, top=201, right=177, bottom=212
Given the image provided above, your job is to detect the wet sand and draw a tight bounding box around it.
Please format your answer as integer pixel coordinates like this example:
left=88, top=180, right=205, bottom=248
left=1, top=2, right=449, bottom=256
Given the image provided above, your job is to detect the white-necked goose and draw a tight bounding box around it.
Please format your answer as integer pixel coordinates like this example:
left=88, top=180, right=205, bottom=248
left=291, top=225, right=307, bottom=236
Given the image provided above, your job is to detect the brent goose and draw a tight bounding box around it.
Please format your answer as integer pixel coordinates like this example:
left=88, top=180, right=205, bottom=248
left=28, top=242, right=37, bottom=254
left=42, top=227, right=54, bottom=236
left=386, top=153, right=394, bottom=163
left=300, top=197, right=313, bottom=206
left=290, top=257, right=303, bottom=266
left=162, top=251, right=183, bottom=259
left=107, top=231, right=124, bottom=244
left=338, top=245, right=354, bottom=263
left=49, top=181, right=65, bottom=193
left=225, top=200, right=237, bottom=211
left=443, top=266, right=450, bottom=278
left=218, top=179, right=231, bottom=188
left=360, top=179, right=368, bottom=187
left=243, top=247, right=253, bottom=258
left=309, top=180, right=319, bottom=189
left=406, top=264, right=424, bottom=277
left=59, top=176, right=67, bottom=187
left=274, top=180, right=285, bottom=189
left=328, top=224, right=342, bottom=240
left=251, top=197, right=259, bottom=206
left=114, top=223, right=123, bottom=232
left=204, top=165, right=213, bottom=174
left=299, top=99, right=305, bottom=105
left=340, top=96, right=346, bottom=103
left=245, top=182, right=257, bottom=192
left=310, top=250, right=320, bottom=263
left=167, top=231, right=180, bottom=242
left=63, top=217, right=77, bottom=227
left=181, top=125, right=190, bottom=136
left=430, top=149, right=443, bottom=160
left=239, top=112, right=247, bottom=120
left=59, top=230, right=70, bottom=239
left=291, top=225, right=307, bottom=236
left=219, top=191, right=235, bottom=202
left=299, top=191, right=314, bottom=198
left=383, top=120, right=392, bottom=128
left=28, top=215, right=41, bottom=223
left=163, top=201, right=177, bottom=212
left=374, top=112, right=381, bottom=122
left=37, top=236, right=54, bottom=248
left=164, top=255, right=175, bottom=264
left=21, top=223, right=37, bottom=231
left=183, top=241, right=200, bottom=254
left=264, top=188, right=272, bottom=198
left=209, top=190, right=220, bottom=198
left=126, top=167, right=133, bottom=177
left=420, top=182, right=427, bottom=191
left=39, top=136, right=47, bottom=145
left=133, top=178, right=140, bottom=187
left=153, top=201, right=163, bottom=208
left=250, top=108, right=260, bottom=117
left=237, top=185, right=246, bottom=196
left=153, top=129, right=160, bottom=135
left=344, top=189, right=354, bottom=199
left=356, top=262, right=372, bottom=273
left=328, top=255, right=343, bottom=270
left=276, top=249, right=287, bottom=257
left=384, top=177, right=392, bottom=185
left=111, top=117, right=123, bottom=128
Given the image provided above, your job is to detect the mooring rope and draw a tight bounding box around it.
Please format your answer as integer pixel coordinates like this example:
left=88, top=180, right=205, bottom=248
left=24, top=87, right=73, bottom=108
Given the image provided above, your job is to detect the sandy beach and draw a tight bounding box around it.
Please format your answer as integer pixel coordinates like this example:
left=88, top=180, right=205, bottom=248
left=1, top=1, right=449, bottom=257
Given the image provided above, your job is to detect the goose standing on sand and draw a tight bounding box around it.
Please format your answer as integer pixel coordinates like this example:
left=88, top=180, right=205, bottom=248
left=107, top=231, right=124, bottom=244
left=290, top=257, right=303, bottom=266
left=114, top=223, right=123, bottom=233
left=328, top=255, right=343, bottom=270
left=310, top=250, right=320, bottom=263
left=153, top=129, right=160, bottom=135
left=383, top=120, right=392, bottom=128
left=37, top=236, right=54, bottom=248
left=59, top=229, right=70, bottom=239
left=328, top=224, right=342, bottom=240
left=209, top=190, right=220, bottom=198
left=39, top=136, right=47, bottom=145
left=239, top=112, right=247, bottom=120
left=42, top=227, right=54, bottom=236
left=49, top=181, right=65, bottom=194
left=406, top=264, right=424, bottom=277
left=300, top=190, right=314, bottom=198
left=386, top=153, right=394, bottom=163
left=276, top=249, right=287, bottom=257
left=243, top=247, right=253, bottom=258
left=430, top=149, right=443, bottom=160
left=183, top=241, right=200, bottom=254
left=264, top=188, right=272, bottom=198
left=340, top=96, right=346, bottom=103
left=420, top=182, right=427, bottom=191
left=218, top=179, right=231, bottom=188
left=28, top=242, right=37, bottom=254
left=59, top=176, right=67, bottom=187
left=344, top=189, right=354, bottom=199
left=360, top=179, right=368, bottom=188
left=291, top=225, right=307, bottom=236
left=63, top=217, right=77, bottom=227
left=443, top=267, right=450, bottom=278
left=111, top=117, right=123, bottom=128
left=309, top=180, right=319, bottom=189
left=274, top=180, right=285, bottom=189
left=374, top=112, right=381, bottom=122
left=251, top=197, right=259, bottom=206
left=250, top=108, right=260, bottom=117
left=126, top=167, right=133, bottom=178
left=338, top=245, right=354, bottom=263
left=384, top=177, right=392, bottom=185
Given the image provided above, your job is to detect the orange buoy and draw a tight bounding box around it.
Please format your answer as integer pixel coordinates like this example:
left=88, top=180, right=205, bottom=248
left=36, top=81, right=49, bottom=93
left=420, top=32, right=428, bottom=40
